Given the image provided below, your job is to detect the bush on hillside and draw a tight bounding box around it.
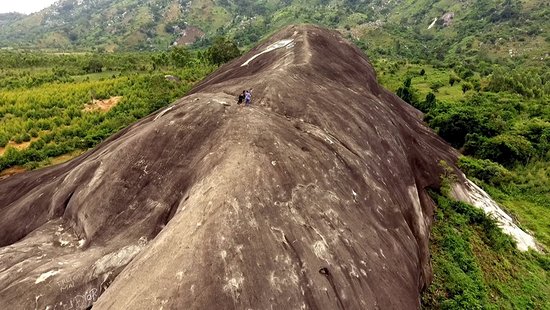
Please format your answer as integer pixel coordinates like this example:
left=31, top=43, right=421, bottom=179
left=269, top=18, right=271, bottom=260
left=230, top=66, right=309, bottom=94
left=458, top=156, right=513, bottom=185
left=477, top=134, right=535, bottom=167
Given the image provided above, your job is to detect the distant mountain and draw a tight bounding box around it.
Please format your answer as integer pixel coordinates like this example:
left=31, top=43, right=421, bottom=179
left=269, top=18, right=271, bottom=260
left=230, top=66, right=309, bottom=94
left=0, top=0, right=201, bottom=51
left=0, top=12, right=26, bottom=27
left=0, top=0, right=548, bottom=65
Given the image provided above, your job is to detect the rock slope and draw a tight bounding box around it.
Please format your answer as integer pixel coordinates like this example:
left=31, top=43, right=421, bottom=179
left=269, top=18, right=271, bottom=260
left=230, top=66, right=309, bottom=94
left=0, top=25, right=532, bottom=309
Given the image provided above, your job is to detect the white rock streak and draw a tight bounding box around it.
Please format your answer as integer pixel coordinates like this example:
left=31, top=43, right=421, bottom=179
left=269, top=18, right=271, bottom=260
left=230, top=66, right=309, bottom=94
left=154, top=106, right=175, bottom=121
left=428, top=18, right=438, bottom=29
left=35, top=270, right=60, bottom=284
left=241, top=39, right=294, bottom=67
left=452, top=177, right=539, bottom=251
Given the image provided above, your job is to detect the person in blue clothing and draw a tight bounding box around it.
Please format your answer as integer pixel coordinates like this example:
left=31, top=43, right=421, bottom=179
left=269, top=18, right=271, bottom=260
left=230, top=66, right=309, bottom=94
left=244, top=90, right=252, bottom=106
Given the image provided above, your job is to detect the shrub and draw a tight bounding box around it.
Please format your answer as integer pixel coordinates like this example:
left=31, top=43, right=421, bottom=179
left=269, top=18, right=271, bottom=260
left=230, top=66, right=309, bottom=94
left=0, top=133, right=9, bottom=147
left=449, top=73, right=461, bottom=86
left=462, top=82, right=473, bottom=94
left=429, top=81, right=445, bottom=92
left=477, top=134, right=535, bottom=166
left=29, top=129, right=39, bottom=138
left=207, top=37, right=241, bottom=66
left=84, top=58, right=103, bottom=73
left=458, top=156, right=513, bottom=185
left=429, top=108, right=483, bottom=148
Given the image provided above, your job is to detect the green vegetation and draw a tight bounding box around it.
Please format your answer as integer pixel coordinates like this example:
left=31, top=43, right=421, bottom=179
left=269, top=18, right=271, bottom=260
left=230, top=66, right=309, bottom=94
left=206, top=36, right=242, bottom=66
left=0, top=48, right=220, bottom=173
left=423, top=192, right=549, bottom=309
left=373, top=60, right=550, bottom=249
left=368, top=11, right=549, bottom=303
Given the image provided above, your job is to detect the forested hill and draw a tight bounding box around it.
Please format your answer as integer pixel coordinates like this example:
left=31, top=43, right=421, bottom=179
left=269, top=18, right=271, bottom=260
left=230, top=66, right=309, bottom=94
left=0, top=0, right=548, bottom=62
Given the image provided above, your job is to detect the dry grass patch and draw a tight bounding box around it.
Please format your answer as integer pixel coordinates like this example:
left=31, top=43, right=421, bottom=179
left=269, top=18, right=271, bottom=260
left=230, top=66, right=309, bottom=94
left=83, top=96, right=123, bottom=112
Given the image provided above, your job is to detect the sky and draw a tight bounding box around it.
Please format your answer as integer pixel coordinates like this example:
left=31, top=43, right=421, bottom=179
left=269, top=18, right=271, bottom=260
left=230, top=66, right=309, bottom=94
left=0, top=0, right=58, bottom=14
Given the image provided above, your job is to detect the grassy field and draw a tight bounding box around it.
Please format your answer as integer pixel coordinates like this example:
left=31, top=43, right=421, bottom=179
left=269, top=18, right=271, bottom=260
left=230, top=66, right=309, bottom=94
left=375, top=61, right=467, bottom=102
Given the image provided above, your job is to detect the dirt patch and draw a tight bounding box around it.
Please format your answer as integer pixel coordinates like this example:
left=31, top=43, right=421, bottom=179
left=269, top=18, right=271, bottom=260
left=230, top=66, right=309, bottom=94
left=84, top=96, right=123, bottom=112
left=0, top=138, right=39, bottom=156
left=176, top=26, right=204, bottom=45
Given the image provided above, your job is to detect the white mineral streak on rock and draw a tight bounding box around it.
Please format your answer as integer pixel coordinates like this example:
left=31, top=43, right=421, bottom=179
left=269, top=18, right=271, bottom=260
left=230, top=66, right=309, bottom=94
left=154, top=106, right=175, bottom=121
left=408, top=186, right=427, bottom=238
left=35, top=270, right=60, bottom=284
left=241, top=39, right=294, bottom=67
left=92, top=244, right=144, bottom=276
left=452, top=177, right=540, bottom=252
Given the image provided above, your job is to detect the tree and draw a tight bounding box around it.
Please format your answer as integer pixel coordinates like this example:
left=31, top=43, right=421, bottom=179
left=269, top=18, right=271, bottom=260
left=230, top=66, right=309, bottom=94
left=462, top=82, right=472, bottom=94
left=170, top=47, right=191, bottom=68
left=207, top=37, right=241, bottom=66
left=429, top=108, right=483, bottom=148
left=424, top=92, right=436, bottom=109
left=84, top=58, right=103, bottom=73
left=151, top=52, right=169, bottom=70
left=414, top=92, right=436, bottom=113
left=396, top=77, right=418, bottom=105
left=477, top=134, right=534, bottom=166
left=0, top=132, right=8, bottom=147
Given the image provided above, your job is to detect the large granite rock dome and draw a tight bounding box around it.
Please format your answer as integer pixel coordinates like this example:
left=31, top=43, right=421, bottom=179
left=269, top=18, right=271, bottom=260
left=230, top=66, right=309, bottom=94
left=1, top=25, right=480, bottom=309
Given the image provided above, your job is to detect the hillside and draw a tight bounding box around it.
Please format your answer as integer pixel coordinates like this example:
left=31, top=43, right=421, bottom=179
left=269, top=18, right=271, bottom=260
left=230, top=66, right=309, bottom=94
left=1, top=24, right=542, bottom=309
left=0, top=0, right=548, bottom=64
left=0, top=13, right=25, bottom=26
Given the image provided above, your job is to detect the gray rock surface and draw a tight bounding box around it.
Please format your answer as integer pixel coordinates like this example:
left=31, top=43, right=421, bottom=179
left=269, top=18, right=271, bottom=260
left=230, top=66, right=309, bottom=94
left=0, top=25, right=462, bottom=309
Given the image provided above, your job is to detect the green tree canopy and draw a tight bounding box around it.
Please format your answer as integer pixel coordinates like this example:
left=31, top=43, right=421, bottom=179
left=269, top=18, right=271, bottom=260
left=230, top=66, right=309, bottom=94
left=207, top=37, right=241, bottom=66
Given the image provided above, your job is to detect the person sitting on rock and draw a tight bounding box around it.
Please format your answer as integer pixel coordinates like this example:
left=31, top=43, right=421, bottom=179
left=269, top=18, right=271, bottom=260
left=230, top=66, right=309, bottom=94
left=245, top=90, right=252, bottom=106
left=237, top=90, right=245, bottom=105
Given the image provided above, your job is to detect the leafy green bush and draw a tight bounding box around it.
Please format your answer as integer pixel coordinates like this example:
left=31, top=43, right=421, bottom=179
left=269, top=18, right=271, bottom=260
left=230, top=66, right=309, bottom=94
left=461, top=82, right=473, bottom=94
left=207, top=37, right=241, bottom=66
left=449, top=73, right=461, bottom=86
left=429, top=81, right=444, bottom=92
left=13, top=133, right=30, bottom=143
left=458, top=156, right=513, bottom=185
left=429, top=108, right=483, bottom=148
left=0, top=133, right=8, bottom=147
left=477, top=134, right=535, bottom=167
